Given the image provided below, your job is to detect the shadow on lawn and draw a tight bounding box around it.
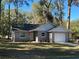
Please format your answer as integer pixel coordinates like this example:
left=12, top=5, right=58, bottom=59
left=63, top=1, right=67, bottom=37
left=0, top=43, right=26, bottom=49
left=0, top=47, right=79, bottom=59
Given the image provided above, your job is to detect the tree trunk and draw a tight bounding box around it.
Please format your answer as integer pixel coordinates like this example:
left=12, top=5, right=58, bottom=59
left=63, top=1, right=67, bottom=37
left=8, top=0, right=11, bottom=39
left=0, top=0, right=1, bottom=35
left=67, top=0, right=72, bottom=41
left=67, top=5, right=71, bottom=29
left=15, top=0, right=18, bottom=24
left=67, top=0, right=72, bottom=29
left=58, top=0, right=63, bottom=25
left=0, top=0, right=1, bottom=19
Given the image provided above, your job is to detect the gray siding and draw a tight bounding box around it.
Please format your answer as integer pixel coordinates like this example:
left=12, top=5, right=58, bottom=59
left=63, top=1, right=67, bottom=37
left=12, top=31, right=33, bottom=42
left=36, top=31, right=49, bottom=42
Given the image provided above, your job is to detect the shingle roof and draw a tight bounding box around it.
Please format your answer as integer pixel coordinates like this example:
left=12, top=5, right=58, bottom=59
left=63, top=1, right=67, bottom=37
left=12, top=24, right=39, bottom=31
left=32, top=22, right=56, bottom=31
left=49, top=26, right=71, bottom=32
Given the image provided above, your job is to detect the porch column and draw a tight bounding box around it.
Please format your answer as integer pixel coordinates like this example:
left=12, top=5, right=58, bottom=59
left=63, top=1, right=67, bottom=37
left=36, top=36, right=39, bottom=43
left=49, top=33, right=53, bottom=43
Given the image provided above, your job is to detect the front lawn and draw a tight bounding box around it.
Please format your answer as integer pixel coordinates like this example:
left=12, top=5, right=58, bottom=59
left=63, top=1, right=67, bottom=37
left=0, top=43, right=79, bottom=59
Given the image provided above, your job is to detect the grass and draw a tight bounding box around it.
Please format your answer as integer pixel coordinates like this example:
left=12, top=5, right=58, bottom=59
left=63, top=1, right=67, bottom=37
left=0, top=42, right=79, bottom=59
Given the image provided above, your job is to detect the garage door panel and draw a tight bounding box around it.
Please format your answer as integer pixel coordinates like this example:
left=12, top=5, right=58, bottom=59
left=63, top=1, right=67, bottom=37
left=54, top=33, right=65, bottom=43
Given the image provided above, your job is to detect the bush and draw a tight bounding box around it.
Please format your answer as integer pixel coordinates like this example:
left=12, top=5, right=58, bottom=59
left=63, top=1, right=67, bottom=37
left=68, top=39, right=75, bottom=43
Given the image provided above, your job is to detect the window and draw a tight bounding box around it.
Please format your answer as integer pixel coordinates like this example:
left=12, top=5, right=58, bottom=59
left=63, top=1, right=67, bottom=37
left=42, top=33, right=45, bottom=36
left=20, top=33, right=25, bottom=37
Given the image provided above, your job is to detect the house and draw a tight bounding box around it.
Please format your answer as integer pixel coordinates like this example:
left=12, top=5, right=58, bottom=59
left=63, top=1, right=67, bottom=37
left=48, top=26, right=71, bottom=43
left=32, top=22, right=56, bottom=43
left=11, top=23, right=71, bottom=43
left=11, top=24, right=39, bottom=42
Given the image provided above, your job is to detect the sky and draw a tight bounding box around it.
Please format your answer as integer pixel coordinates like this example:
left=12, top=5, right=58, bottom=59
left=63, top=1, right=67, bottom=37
left=64, top=0, right=79, bottom=20
left=5, top=0, right=79, bottom=21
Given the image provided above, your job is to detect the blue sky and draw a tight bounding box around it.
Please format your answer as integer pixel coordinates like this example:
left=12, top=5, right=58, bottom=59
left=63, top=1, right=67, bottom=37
left=64, top=0, right=79, bottom=20
left=5, top=0, right=79, bottom=21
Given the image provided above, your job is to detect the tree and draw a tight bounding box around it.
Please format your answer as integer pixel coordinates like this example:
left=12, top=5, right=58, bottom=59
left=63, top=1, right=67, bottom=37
left=39, top=0, right=65, bottom=25
left=0, top=0, right=2, bottom=34
left=0, top=0, right=33, bottom=38
left=67, top=0, right=79, bottom=29
left=11, top=0, right=33, bottom=24
left=39, top=0, right=54, bottom=23
left=53, top=0, right=65, bottom=25
left=32, top=3, right=46, bottom=24
left=0, top=0, right=2, bottom=20
left=7, top=0, right=11, bottom=39
left=70, top=20, right=79, bottom=39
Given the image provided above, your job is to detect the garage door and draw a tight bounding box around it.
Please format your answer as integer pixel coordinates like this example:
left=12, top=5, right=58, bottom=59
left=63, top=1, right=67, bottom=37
left=54, top=33, right=66, bottom=43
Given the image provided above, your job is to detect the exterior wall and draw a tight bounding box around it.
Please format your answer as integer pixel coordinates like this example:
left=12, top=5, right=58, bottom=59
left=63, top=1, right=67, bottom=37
left=35, top=31, right=49, bottom=42
left=65, top=33, right=71, bottom=41
left=65, top=33, right=69, bottom=41
left=12, top=31, right=33, bottom=42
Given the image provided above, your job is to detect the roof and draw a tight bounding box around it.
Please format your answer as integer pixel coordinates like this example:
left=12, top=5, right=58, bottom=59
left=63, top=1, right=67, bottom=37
left=12, top=24, right=39, bottom=31
left=32, top=22, right=56, bottom=31
left=49, top=26, right=71, bottom=32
